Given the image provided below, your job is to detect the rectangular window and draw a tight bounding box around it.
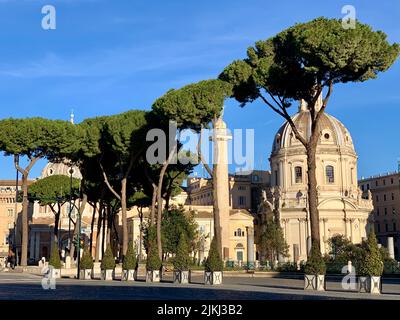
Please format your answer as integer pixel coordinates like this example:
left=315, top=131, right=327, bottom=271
left=384, top=194, right=387, bottom=201
left=385, top=224, right=388, bottom=232
left=376, top=195, right=379, bottom=202
left=377, top=208, right=380, bottom=216
left=295, top=166, right=302, bottom=184
left=383, top=179, right=386, bottom=186
left=376, top=180, right=379, bottom=186
left=392, top=193, right=395, bottom=201
left=274, top=170, right=279, bottom=186
left=239, top=196, right=246, bottom=206
left=391, top=178, right=394, bottom=184
left=394, top=222, right=397, bottom=231
left=385, top=208, right=388, bottom=215
left=326, top=165, right=334, bottom=183
left=393, top=207, right=396, bottom=215
left=367, top=184, right=370, bottom=190
left=377, top=224, right=381, bottom=233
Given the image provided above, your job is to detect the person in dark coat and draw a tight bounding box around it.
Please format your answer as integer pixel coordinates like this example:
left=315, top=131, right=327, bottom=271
left=8, top=249, right=15, bottom=269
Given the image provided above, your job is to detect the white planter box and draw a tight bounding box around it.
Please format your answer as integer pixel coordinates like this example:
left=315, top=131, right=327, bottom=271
left=204, top=271, right=222, bottom=285
left=358, top=276, right=381, bottom=294
left=173, top=270, right=189, bottom=284
left=370, top=276, right=381, bottom=294
left=146, top=270, right=160, bottom=283
left=101, top=269, right=115, bottom=281
left=121, top=269, right=136, bottom=281
left=80, top=269, right=92, bottom=280
left=316, top=275, right=325, bottom=291
left=49, top=268, right=61, bottom=279
left=92, top=262, right=101, bottom=279
left=304, top=274, right=325, bottom=290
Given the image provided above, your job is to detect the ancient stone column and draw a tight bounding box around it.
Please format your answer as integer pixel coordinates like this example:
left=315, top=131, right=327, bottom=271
left=387, top=237, right=395, bottom=259
left=246, top=226, right=254, bottom=269
left=212, top=117, right=231, bottom=260
left=307, top=236, right=312, bottom=256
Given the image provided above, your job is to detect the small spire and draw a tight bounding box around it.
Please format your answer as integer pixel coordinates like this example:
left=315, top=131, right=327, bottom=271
left=299, top=99, right=308, bottom=112
left=70, top=109, right=74, bottom=124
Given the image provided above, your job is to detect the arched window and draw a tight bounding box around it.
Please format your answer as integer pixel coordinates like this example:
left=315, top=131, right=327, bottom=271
left=294, top=166, right=302, bottom=184
left=326, top=165, right=335, bottom=183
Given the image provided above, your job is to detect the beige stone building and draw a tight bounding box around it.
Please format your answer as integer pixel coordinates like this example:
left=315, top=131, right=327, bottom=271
left=359, top=172, right=400, bottom=258
left=260, top=98, right=373, bottom=262
left=127, top=205, right=255, bottom=263
left=0, top=180, right=24, bottom=261
left=187, top=170, right=270, bottom=213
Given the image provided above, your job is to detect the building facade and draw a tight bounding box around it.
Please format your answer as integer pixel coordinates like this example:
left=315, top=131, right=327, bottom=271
left=258, top=98, right=373, bottom=262
left=0, top=180, right=25, bottom=261
left=187, top=170, right=270, bottom=213
left=127, top=205, right=255, bottom=264
left=359, top=172, right=400, bottom=258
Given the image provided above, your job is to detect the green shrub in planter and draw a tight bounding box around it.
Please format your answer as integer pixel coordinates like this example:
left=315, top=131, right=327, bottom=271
left=123, top=241, right=138, bottom=270
left=173, top=233, right=190, bottom=271
left=146, top=240, right=162, bottom=271
left=80, top=248, right=94, bottom=270
left=101, top=246, right=116, bottom=270
left=358, top=232, right=383, bottom=277
left=49, top=242, right=62, bottom=269
left=204, top=237, right=223, bottom=272
left=304, top=243, right=326, bottom=275
left=384, top=258, right=400, bottom=274
left=277, top=262, right=298, bottom=272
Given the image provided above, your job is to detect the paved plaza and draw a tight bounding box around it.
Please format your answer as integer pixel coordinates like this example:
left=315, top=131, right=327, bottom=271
left=0, top=272, right=400, bottom=300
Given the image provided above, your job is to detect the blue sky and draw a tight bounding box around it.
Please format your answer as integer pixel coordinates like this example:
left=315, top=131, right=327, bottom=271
left=0, top=0, right=398, bottom=180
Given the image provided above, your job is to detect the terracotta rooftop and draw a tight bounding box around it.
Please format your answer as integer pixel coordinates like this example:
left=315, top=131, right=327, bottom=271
left=0, top=180, right=33, bottom=187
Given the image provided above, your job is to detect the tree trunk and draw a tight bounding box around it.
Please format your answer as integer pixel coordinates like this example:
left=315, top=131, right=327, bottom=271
left=106, top=205, right=111, bottom=247
left=20, top=175, right=29, bottom=266
left=69, top=194, right=87, bottom=260
left=212, top=163, right=223, bottom=258
left=89, top=203, right=96, bottom=256
left=306, top=137, right=321, bottom=251
left=150, top=186, right=157, bottom=226
left=54, top=211, right=60, bottom=243
left=156, top=143, right=177, bottom=260
left=14, top=155, right=41, bottom=266
left=69, top=214, right=78, bottom=260
left=94, top=204, right=103, bottom=262
left=138, top=207, right=143, bottom=262
left=156, top=193, right=163, bottom=260
left=120, top=178, right=128, bottom=257
left=101, top=206, right=106, bottom=258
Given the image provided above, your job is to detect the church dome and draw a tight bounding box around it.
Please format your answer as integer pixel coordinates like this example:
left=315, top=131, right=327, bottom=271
left=272, top=109, right=355, bottom=155
left=40, top=161, right=82, bottom=180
